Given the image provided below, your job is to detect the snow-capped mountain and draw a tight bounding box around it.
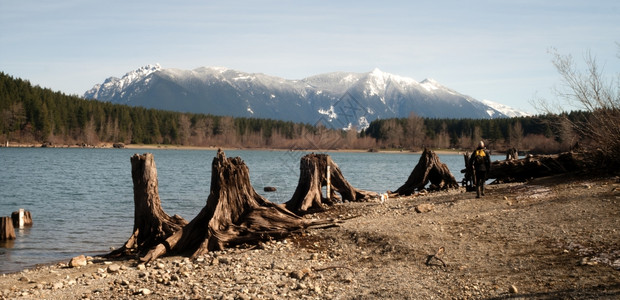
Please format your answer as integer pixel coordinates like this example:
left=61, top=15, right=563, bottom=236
left=85, top=64, right=162, bottom=101
left=84, top=65, right=529, bottom=130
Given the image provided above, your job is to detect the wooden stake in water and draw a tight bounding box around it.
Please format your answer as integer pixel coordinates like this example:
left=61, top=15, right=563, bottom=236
left=18, top=209, right=24, bottom=228
left=326, top=165, right=331, bottom=200
left=1, top=216, right=16, bottom=240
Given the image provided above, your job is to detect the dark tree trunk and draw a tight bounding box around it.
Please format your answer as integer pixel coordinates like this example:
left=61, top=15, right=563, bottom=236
left=141, top=149, right=334, bottom=263
left=108, top=153, right=187, bottom=257
left=390, top=148, right=459, bottom=196
left=461, top=152, right=476, bottom=192
left=284, top=153, right=378, bottom=214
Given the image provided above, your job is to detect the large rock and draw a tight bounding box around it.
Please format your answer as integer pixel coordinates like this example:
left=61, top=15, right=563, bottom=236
left=107, top=264, right=121, bottom=273
left=69, top=255, right=87, bottom=268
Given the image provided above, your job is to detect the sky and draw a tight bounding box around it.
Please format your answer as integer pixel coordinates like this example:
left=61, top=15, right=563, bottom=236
left=1, top=0, right=618, bottom=114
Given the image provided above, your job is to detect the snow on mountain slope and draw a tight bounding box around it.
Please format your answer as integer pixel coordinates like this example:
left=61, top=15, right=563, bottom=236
left=84, top=64, right=161, bottom=100
left=84, top=64, right=529, bottom=129
left=301, top=71, right=364, bottom=96
left=480, top=99, right=531, bottom=117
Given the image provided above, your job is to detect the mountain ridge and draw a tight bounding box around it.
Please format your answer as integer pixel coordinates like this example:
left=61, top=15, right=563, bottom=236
left=84, top=65, right=529, bottom=129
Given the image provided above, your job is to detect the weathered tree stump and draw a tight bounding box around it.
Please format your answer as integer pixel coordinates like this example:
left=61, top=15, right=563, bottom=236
left=284, top=153, right=378, bottom=214
left=108, top=153, right=188, bottom=257
left=140, top=149, right=334, bottom=263
left=389, top=148, right=459, bottom=196
left=506, top=147, right=518, bottom=161
left=1, top=217, right=16, bottom=240
left=11, top=209, right=33, bottom=228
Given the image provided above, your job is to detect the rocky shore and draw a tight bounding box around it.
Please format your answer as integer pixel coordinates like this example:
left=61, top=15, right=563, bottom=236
left=1, top=174, right=619, bottom=299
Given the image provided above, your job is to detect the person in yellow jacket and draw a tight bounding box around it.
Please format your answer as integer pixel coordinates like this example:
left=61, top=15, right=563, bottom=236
left=469, top=141, right=491, bottom=198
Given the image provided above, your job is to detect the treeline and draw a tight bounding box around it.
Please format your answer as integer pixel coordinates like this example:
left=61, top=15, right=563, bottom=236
left=0, top=72, right=582, bottom=152
left=364, top=112, right=586, bottom=153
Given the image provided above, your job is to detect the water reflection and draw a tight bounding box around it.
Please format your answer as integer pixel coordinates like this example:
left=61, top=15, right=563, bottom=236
left=0, top=240, right=15, bottom=249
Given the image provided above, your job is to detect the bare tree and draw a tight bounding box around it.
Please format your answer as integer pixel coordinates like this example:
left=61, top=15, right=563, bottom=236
left=471, top=126, right=482, bottom=149
left=83, top=117, right=98, bottom=146
left=509, top=121, right=524, bottom=149
left=537, top=47, right=620, bottom=164
left=380, top=119, right=404, bottom=148
left=178, top=114, right=192, bottom=146
left=436, top=122, right=451, bottom=149
left=405, top=112, right=425, bottom=150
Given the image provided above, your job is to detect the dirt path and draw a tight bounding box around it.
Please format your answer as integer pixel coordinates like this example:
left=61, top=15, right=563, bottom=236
left=1, top=174, right=619, bottom=299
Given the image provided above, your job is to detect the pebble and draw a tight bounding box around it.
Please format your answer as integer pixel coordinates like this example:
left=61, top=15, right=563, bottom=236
left=139, top=288, right=151, bottom=295
left=415, top=203, right=434, bottom=213
left=509, top=285, right=518, bottom=294
left=289, top=268, right=310, bottom=280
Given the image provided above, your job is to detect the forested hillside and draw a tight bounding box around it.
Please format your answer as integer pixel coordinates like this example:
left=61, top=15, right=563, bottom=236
left=1, top=72, right=581, bottom=153
left=364, top=111, right=586, bottom=153
left=0, top=72, right=335, bottom=149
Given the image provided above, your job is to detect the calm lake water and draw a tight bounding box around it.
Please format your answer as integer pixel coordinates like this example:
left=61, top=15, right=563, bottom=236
left=0, top=147, right=500, bottom=274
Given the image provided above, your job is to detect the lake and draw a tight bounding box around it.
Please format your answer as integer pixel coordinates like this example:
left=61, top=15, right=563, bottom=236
left=0, top=147, right=498, bottom=273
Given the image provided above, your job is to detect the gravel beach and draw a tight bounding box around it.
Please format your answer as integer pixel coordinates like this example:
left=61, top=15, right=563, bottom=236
left=1, top=174, right=619, bottom=299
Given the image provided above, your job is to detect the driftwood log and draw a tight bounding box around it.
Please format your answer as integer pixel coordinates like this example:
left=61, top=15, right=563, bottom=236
left=487, top=151, right=592, bottom=183
left=390, top=148, right=459, bottom=196
left=284, top=153, right=378, bottom=214
left=140, top=149, right=335, bottom=263
left=108, top=153, right=188, bottom=257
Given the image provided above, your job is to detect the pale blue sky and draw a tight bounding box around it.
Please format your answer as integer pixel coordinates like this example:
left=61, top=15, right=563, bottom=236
left=1, top=0, right=618, bottom=114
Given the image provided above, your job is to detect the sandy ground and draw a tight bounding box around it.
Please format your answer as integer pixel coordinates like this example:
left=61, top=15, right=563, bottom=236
left=1, top=174, right=619, bottom=299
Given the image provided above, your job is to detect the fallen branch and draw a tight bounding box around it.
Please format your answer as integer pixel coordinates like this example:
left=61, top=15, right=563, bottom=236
left=312, top=265, right=355, bottom=273
left=425, top=246, right=447, bottom=267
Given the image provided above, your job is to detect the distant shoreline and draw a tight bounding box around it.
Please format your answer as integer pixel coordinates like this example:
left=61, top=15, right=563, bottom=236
left=2, top=142, right=470, bottom=155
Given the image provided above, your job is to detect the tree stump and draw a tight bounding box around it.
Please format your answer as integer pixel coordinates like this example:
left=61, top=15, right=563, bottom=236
left=390, top=148, right=459, bottom=196
left=506, top=147, right=518, bottom=161
left=108, top=153, right=188, bottom=257
left=140, top=149, right=334, bottom=263
left=11, top=209, right=33, bottom=228
left=461, top=152, right=476, bottom=192
left=1, top=217, right=16, bottom=240
left=284, top=153, right=378, bottom=214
